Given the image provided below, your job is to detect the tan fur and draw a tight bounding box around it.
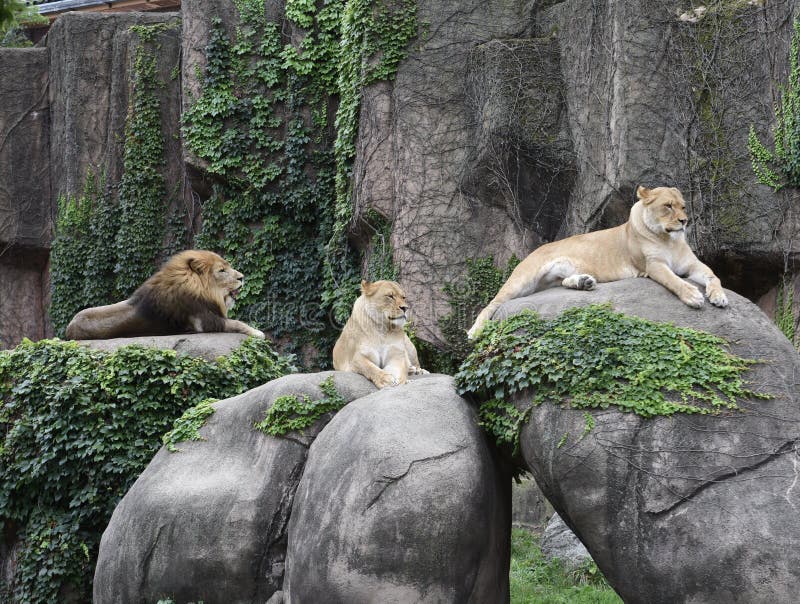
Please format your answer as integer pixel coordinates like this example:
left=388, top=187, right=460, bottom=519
left=332, top=280, right=428, bottom=388
left=65, top=250, right=265, bottom=340
left=468, top=186, right=728, bottom=338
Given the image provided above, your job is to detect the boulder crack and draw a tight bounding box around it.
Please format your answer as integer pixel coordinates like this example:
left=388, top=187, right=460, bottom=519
left=365, top=445, right=468, bottom=511
left=649, top=439, right=800, bottom=517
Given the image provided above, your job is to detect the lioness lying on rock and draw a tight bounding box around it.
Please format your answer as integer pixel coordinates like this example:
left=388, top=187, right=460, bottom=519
left=468, top=185, right=728, bottom=338
left=65, top=250, right=265, bottom=340
left=333, top=280, right=428, bottom=388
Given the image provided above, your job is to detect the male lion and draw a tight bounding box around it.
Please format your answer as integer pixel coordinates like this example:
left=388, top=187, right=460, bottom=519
left=65, top=250, right=265, bottom=340
left=332, top=280, right=427, bottom=388
left=467, top=186, right=728, bottom=338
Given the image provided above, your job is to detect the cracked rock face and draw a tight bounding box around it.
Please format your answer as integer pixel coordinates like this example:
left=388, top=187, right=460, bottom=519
left=93, top=373, right=510, bottom=603
left=93, top=372, right=375, bottom=603
left=496, top=278, right=800, bottom=604
left=284, top=375, right=511, bottom=603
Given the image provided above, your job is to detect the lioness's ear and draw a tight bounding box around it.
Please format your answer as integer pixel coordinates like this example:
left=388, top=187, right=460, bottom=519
left=361, top=280, right=376, bottom=296
left=636, top=185, right=654, bottom=205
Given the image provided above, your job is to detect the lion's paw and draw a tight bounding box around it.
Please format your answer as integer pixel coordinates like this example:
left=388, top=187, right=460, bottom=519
left=409, top=366, right=430, bottom=375
left=563, top=274, right=597, bottom=291
left=680, top=285, right=705, bottom=308
left=707, top=288, right=729, bottom=308
left=373, top=372, right=400, bottom=389
left=250, top=329, right=266, bottom=339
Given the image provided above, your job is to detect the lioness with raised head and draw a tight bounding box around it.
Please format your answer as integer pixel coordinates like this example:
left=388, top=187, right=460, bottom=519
left=468, top=186, right=728, bottom=338
left=65, top=250, right=265, bottom=340
left=333, top=280, right=427, bottom=388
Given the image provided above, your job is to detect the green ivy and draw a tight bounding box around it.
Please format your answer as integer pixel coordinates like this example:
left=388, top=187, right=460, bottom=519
left=182, top=0, right=417, bottom=358
left=413, top=256, right=519, bottom=374
left=748, top=19, right=800, bottom=190
left=0, top=337, right=293, bottom=602
left=162, top=398, right=218, bottom=452
left=775, top=276, right=797, bottom=347
left=455, top=304, right=770, bottom=452
left=254, top=375, right=347, bottom=436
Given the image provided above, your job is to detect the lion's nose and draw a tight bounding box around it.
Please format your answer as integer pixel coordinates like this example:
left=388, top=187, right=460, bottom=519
left=679, top=217, right=688, bottom=225
left=400, top=305, right=408, bottom=313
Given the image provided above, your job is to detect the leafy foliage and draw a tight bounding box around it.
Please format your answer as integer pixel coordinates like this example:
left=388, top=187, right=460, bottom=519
left=748, top=19, right=800, bottom=190
left=455, top=304, right=769, bottom=451
left=182, top=0, right=418, bottom=357
left=0, top=337, right=293, bottom=602
left=775, top=276, right=797, bottom=347
left=162, top=398, right=218, bottom=452
left=254, top=375, right=347, bottom=436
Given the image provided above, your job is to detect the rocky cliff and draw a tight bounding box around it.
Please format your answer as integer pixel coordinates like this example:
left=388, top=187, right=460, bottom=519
left=1, top=0, right=799, bottom=349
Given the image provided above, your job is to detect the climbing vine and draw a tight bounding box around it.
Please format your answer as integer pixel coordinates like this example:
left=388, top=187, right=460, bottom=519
left=749, top=18, right=800, bottom=191
left=182, top=0, right=418, bottom=358
left=254, top=375, right=347, bottom=436
left=0, top=337, right=293, bottom=602
left=455, top=304, right=770, bottom=452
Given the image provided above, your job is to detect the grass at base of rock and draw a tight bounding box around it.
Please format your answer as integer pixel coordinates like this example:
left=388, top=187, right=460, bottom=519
left=510, top=527, right=622, bottom=604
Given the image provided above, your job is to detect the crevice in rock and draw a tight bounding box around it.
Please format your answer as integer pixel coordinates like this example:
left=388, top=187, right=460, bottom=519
left=364, top=444, right=468, bottom=511
left=647, top=438, right=799, bottom=517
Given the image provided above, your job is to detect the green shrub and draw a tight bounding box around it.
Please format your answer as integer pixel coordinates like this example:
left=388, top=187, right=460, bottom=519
left=456, top=304, right=770, bottom=452
left=254, top=375, right=347, bottom=436
left=0, top=337, right=293, bottom=602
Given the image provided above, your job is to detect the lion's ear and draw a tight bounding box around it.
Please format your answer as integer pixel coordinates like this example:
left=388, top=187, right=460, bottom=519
left=636, top=185, right=654, bottom=205
left=361, top=280, right=376, bottom=296
left=187, top=256, right=207, bottom=274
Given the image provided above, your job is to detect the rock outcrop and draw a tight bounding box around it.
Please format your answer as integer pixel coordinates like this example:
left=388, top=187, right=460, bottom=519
left=496, top=278, right=800, bottom=603
left=74, top=332, right=251, bottom=362
left=94, top=373, right=511, bottom=602
left=285, top=376, right=510, bottom=603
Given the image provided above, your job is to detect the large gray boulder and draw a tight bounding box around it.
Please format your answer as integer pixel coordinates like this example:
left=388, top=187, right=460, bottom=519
left=284, top=375, right=511, bottom=603
left=495, top=278, right=800, bottom=603
left=93, top=372, right=375, bottom=604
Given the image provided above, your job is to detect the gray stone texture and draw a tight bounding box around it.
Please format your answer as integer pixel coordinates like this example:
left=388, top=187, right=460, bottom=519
left=93, top=371, right=376, bottom=604
left=541, top=513, right=591, bottom=569
left=353, top=0, right=800, bottom=341
left=284, top=375, right=510, bottom=603
left=46, top=12, right=183, bottom=202
left=496, top=278, right=800, bottom=603
left=0, top=47, right=50, bottom=347
left=73, top=332, right=252, bottom=362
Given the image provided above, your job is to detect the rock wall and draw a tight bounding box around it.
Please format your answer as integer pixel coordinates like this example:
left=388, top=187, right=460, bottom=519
left=0, top=47, right=50, bottom=346
left=2, top=0, right=800, bottom=345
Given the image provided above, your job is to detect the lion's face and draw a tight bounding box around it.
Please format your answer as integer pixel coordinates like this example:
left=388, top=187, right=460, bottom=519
left=361, top=280, right=409, bottom=329
left=184, top=251, right=244, bottom=310
left=638, top=186, right=689, bottom=236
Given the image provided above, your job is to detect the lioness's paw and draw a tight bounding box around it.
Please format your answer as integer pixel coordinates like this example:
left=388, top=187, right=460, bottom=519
left=409, top=365, right=430, bottom=375
left=680, top=285, right=705, bottom=308
left=373, top=372, right=399, bottom=388
left=562, top=274, right=597, bottom=291
left=707, top=288, right=729, bottom=308
left=466, top=323, right=481, bottom=340
left=250, top=328, right=266, bottom=339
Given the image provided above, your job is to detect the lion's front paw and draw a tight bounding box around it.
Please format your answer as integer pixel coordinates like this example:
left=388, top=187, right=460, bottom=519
left=250, top=328, right=266, bottom=339
left=409, top=365, right=430, bottom=375
left=707, top=287, right=729, bottom=308
left=680, top=284, right=705, bottom=308
left=373, top=371, right=400, bottom=388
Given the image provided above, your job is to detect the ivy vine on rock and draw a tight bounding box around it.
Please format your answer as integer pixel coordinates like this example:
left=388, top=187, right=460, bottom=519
left=455, top=304, right=770, bottom=452
left=0, top=337, right=293, bottom=602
